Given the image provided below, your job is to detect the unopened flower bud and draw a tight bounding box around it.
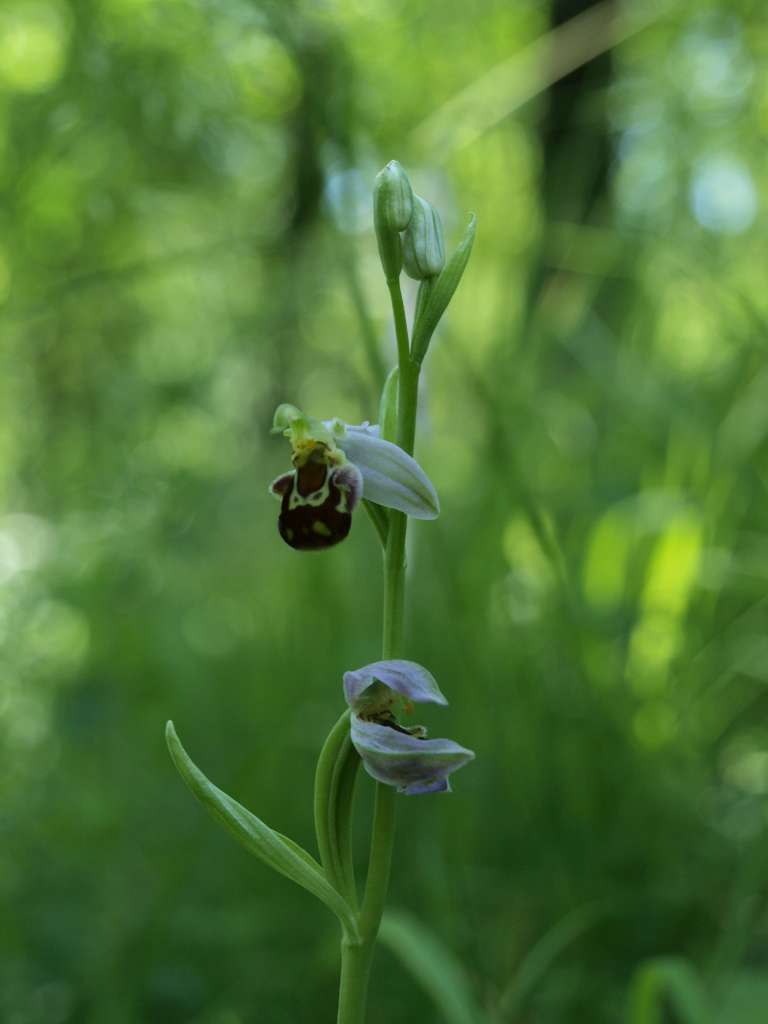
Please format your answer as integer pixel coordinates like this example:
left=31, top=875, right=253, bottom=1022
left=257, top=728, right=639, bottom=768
left=402, top=195, right=445, bottom=280
left=374, top=160, right=414, bottom=231
left=373, top=160, right=414, bottom=281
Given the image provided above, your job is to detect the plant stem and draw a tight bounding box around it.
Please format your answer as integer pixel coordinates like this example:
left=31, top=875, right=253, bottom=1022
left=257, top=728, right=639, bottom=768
left=336, top=278, right=421, bottom=1024
left=387, top=277, right=411, bottom=370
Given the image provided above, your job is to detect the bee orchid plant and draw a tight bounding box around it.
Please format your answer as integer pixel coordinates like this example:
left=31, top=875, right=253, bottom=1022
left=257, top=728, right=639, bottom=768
left=166, top=161, right=476, bottom=1023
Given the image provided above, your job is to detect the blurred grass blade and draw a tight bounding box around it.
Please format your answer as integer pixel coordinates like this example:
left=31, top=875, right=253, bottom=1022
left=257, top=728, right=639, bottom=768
left=379, top=908, right=488, bottom=1024
left=411, top=214, right=476, bottom=365
left=628, top=957, right=710, bottom=1024
left=497, top=902, right=607, bottom=1019
left=411, top=0, right=668, bottom=157
left=166, top=721, right=360, bottom=942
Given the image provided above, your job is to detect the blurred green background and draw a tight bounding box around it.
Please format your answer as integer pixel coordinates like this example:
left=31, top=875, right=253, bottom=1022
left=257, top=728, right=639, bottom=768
left=3, top=0, right=768, bottom=1021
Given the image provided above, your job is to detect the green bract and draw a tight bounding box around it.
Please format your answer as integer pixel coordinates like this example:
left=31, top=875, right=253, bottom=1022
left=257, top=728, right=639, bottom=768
left=411, top=213, right=477, bottom=365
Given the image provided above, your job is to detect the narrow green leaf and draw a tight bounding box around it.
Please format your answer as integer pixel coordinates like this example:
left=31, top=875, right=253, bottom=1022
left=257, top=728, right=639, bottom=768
left=379, top=909, right=487, bottom=1024
left=328, top=730, right=360, bottom=907
left=497, top=902, right=607, bottom=1019
left=313, top=709, right=359, bottom=907
left=411, top=213, right=476, bottom=365
left=628, top=957, right=710, bottom=1024
left=166, top=721, right=360, bottom=942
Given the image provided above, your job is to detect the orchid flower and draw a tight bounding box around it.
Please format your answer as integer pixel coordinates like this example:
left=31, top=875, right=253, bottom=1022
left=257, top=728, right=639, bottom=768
left=343, top=659, right=475, bottom=795
left=270, top=405, right=439, bottom=550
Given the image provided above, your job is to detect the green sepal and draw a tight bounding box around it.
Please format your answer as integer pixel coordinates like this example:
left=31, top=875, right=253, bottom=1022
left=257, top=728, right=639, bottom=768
left=166, top=721, right=360, bottom=942
left=378, top=366, right=399, bottom=444
left=411, top=214, right=476, bottom=366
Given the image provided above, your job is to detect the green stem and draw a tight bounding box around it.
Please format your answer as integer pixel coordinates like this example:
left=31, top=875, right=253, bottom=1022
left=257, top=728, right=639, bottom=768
left=387, top=277, right=411, bottom=370
left=336, top=277, right=421, bottom=1024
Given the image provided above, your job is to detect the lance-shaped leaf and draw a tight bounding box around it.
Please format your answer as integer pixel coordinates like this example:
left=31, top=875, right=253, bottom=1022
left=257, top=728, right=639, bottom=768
left=336, top=426, right=439, bottom=519
left=344, top=659, right=448, bottom=709
left=350, top=717, right=474, bottom=795
left=411, top=213, right=476, bottom=365
left=166, top=722, right=360, bottom=941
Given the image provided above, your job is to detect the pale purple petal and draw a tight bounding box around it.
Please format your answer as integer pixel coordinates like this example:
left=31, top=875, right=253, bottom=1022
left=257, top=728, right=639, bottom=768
left=345, top=423, right=380, bottom=438
left=344, top=659, right=447, bottom=709
left=334, top=429, right=439, bottom=520
left=351, top=717, right=474, bottom=795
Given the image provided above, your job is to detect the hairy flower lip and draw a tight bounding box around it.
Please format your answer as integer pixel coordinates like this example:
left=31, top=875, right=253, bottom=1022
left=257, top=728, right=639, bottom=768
left=269, top=458, right=363, bottom=551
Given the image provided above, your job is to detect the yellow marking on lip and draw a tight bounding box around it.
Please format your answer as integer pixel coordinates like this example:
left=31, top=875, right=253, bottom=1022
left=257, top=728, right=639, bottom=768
left=312, top=521, right=332, bottom=537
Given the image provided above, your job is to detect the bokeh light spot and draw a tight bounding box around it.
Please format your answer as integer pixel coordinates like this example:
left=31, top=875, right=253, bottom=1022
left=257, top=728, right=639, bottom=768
left=628, top=611, right=681, bottom=695
left=227, top=31, right=301, bottom=118
left=0, top=1, right=70, bottom=93
left=632, top=699, right=677, bottom=749
left=690, top=155, right=757, bottom=235
left=641, top=517, right=702, bottom=617
left=657, top=280, right=735, bottom=376
left=0, top=514, right=53, bottom=582
left=25, top=599, right=91, bottom=675
left=582, top=511, right=631, bottom=610
left=723, top=747, right=768, bottom=796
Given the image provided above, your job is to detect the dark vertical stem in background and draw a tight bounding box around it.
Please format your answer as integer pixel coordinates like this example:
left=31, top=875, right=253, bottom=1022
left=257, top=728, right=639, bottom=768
left=525, top=0, right=616, bottom=323
left=261, top=10, right=357, bottom=415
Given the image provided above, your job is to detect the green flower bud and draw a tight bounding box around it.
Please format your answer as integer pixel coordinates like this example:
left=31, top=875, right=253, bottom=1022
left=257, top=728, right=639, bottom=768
left=402, top=196, right=445, bottom=280
left=375, top=160, right=414, bottom=231
left=373, top=160, right=414, bottom=281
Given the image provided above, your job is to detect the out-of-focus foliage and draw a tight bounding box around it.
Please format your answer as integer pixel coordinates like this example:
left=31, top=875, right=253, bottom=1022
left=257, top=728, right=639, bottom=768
left=3, top=0, right=768, bottom=1021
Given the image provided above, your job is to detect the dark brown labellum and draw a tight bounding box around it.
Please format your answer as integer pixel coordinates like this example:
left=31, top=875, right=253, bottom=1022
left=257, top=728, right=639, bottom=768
left=278, top=465, right=353, bottom=550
